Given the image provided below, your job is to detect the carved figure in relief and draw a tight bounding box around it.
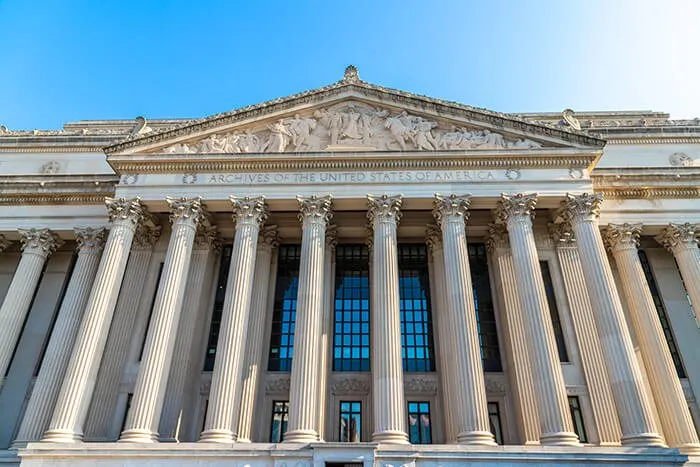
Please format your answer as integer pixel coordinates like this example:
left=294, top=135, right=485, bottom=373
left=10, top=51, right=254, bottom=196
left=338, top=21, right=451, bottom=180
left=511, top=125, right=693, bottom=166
left=413, top=120, right=438, bottom=150
left=200, top=134, right=228, bottom=153
left=479, top=130, right=506, bottom=148
left=163, top=143, right=196, bottom=154
left=384, top=112, right=412, bottom=150
left=314, top=109, right=343, bottom=145
left=510, top=138, right=542, bottom=149
left=342, top=106, right=362, bottom=140
left=359, top=110, right=387, bottom=144
left=238, top=129, right=262, bottom=153
left=265, top=120, right=292, bottom=152
left=286, top=114, right=317, bottom=151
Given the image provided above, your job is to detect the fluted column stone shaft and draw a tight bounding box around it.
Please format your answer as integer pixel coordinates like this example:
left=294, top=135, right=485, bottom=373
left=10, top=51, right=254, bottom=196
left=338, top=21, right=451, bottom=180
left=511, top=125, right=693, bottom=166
left=0, top=228, right=62, bottom=386
left=317, top=225, right=337, bottom=441
left=285, top=195, right=333, bottom=443
left=367, top=194, right=409, bottom=444
left=433, top=194, right=495, bottom=445
left=657, top=223, right=700, bottom=326
left=84, top=222, right=160, bottom=441
left=159, top=221, right=220, bottom=442
left=550, top=223, right=622, bottom=445
left=426, top=225, right=457, bottom=444
left=487, top=224, right=540, bottom=445
left=119, top=197, right=204, bottom=443
left=605, top=223, right=700, bottom=453
left=496, top=194, right=578, bottom=446
left=43, top=197, right=145, bottom=443
left=237, top=226, right=278, bottom=443
left=561, top=193, right=664, bottom=447
left=200, top=196, right=268, bottom=443
left=13, top=228, right=106, bottom=447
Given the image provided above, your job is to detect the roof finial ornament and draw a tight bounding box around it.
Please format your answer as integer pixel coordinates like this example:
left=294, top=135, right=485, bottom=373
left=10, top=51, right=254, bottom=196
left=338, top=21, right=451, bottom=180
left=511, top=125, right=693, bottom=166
left=343, top=65, right=360, bottom=83
left=561, top=108, right=581, bottom=131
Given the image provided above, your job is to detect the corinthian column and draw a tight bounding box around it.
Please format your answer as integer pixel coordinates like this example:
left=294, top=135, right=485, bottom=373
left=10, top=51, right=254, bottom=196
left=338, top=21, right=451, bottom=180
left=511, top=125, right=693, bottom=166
left=433, top=194, right=495, bottom=445
left=496, top=194, right=578, bottom=446
left=317, top=225, right=337, bottom=441
left=0, top=228, right=62, bottom=386
left=486, top=224, right=540, bottom=445
left=657, top=223, right=700, bottom=325
left=84, top=220, right=161, bottom=441
left=159, top=220, right=220, bottom=442
left=425, top=225, right=457, bottom=443
left=285, top=195, right=333, bottom=443
left=43, top=197, right=145, bottom=443
left=13, top=228, right=107, bottom=447
left=605, top=223, right=700, bottom=453
left=200, top=196, right=268, bottom=443
left=120, top=197, right=204, bottom=443
left=367, top=194, right=408, bottom=444
left=237, top=225, right=278, bottom=443
left=561, top=193, right=663, bottom=447
left=549, top=223, right=621, bottom=445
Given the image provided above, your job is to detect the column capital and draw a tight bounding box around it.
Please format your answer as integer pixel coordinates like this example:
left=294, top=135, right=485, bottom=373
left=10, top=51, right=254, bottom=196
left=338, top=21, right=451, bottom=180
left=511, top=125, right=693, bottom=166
left=367, top=194, right=402, bottom=227
left=74, top=227, right=108, bottom=253
left=496, top=193, right=537, bottom=225
left=549, top=221, right=577, bottom=246
left=432, top=194, right=472, bottom=227
left=656, top=223, right=700, bottom=253
left=166, top=196, right=204, bottom=227
left=194, top=224, right=222, bottom=251
left=132, top=221, right=162, bottom=251
left=259, top=225, right=280, bottom=250
left=230, top=196, right=268, bottom=227
left=425, top=224, right=443, bottom=252
left=105, top=197, right=144, bottom=227
left=562, top=193, right=603, bottom=224
left=603, top=223, right=642, bottom=252
left=485, top=223, right=509, bottom=253
left=18, top=228, right=63, bottom=257
left=0, top=234, right=13, bottom=253
left=326, top=224, right=338, bottom=253
left=297, top=195, right=333, bottom=226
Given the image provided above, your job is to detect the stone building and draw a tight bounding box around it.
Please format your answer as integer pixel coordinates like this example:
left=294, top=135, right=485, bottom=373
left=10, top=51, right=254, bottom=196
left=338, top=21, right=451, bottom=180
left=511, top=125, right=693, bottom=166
left=0, top=67, right=699, bottom=466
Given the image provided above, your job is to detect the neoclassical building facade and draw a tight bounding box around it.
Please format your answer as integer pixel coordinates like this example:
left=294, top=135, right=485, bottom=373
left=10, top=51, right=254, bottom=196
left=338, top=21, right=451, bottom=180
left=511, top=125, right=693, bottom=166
left=0, top=67, right=699, bottom=466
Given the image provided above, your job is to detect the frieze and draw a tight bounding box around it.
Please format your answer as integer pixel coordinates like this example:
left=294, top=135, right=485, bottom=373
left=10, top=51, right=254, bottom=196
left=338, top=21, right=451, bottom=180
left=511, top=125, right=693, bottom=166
left=158, top=102, right=545, bottom=155
left=332, top=377, right=370, bottom=395
left=404, top=376, right=438, bottom=395
left=485, top=375, right=507, bottom=394
left=265, top=377, right=291, bottom=394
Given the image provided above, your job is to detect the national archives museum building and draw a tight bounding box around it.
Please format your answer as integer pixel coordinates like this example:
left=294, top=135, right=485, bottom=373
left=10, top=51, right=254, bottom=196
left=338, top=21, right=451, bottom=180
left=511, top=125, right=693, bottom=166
left=0, top=67, right=699, bottom=466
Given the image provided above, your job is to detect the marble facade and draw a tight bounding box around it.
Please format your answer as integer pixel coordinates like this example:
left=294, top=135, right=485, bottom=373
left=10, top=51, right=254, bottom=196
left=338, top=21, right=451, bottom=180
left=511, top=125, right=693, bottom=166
left=0, top=67, right=699, bottom=466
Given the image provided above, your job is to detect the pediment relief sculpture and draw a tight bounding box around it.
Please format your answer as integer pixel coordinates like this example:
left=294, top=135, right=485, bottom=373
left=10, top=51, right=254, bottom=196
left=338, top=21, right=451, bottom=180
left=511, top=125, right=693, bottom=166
left=159, top=102, right=544, bottom=155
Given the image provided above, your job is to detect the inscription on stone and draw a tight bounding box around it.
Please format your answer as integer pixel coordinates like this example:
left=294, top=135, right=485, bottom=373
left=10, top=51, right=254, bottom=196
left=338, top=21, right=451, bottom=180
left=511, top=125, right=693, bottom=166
left=198, top=170, right=497, bottom=185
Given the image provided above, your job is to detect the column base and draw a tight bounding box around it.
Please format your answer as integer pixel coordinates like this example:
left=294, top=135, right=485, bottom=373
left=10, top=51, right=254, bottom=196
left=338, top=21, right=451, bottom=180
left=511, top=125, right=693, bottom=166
left=621, top=432, right=667, bottom=448
left=457, top=430, right=497, bottom=446
left=677, top=442, right=700, bottom=455
left=41, top=429, right=83, bottom=443
left=282, top=429, right=319, bottom=443
left=9, top=440, right=28, bottom=450
left=539, top=431, right=581, bottom=446
left=372, top=430, right=410, bottom=444
left=118, top=429, right=158, bottom=443
left=199, top=429, right=236, bottom=443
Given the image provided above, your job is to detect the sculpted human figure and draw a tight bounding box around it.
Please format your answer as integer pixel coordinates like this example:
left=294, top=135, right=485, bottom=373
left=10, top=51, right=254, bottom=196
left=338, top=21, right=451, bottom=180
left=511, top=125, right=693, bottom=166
left=384, top=112, right=412, bottom=150
left=163, top=142, right=196, bottom=154
left=510, top=138, right=542, bottom=149
left=413, top=120, right=438, bottom=150
left=479, top=130, right=506, bottom=148
left=238, top=129, right=261, bottom=153
left=266, top=120, right=292, bottom=152
left=342, top=107, right=362, bottom=140
left=223, top=132, right=242, bottom=153
left=314, top=109, right=343, bottom=145
left=287, top=114, right=317, bottom=150
left=200, top=134, right=228, bottom=153
left=359, top=109, right=387, bottom=145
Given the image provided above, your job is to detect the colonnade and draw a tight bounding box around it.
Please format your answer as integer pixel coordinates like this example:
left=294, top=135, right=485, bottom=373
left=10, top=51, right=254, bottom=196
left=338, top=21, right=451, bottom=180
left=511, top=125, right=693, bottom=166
left=0, top=193, right=698, bottom=453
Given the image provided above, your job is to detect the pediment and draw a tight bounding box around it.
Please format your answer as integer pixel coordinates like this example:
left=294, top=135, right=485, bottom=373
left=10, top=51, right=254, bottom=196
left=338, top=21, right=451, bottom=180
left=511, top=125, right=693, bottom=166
left=106, top=72, right=604, bottom=156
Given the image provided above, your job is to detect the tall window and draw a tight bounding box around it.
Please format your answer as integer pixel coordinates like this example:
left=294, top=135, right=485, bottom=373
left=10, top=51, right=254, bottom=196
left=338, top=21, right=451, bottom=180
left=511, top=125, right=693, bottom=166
left=469, top=243, right=502, bottom=372
left=268, top=245, right=302, bottom=371
left=568, top=396, right=588, bottom=443
left=398, top=244, right=435, bottom=372
left=203, top=245, right=232, bottom=371
left=540, top=261, right=569, bottom=362
left=333, top=245, right=370, bottom=372
left=407, top=401, right=432, bottom=444
left=270, top=401, right=289, bottom=442
left=488, top=402, right=504, bottom=445
left=139, top=262, right=164, bottom=360
left=638, top=250, right=686, bottom=378
left=339, top=401, right=361, bottom=442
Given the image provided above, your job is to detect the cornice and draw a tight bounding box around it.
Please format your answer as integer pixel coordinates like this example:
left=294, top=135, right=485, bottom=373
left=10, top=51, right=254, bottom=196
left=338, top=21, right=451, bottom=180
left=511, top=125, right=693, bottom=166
left=0, top=146, right=111, bottom=153
left=595, top=187, right=700, bottom=199
left=0, top=192, right=113, bottom=205
left=106, top=79, right=604, bottom=154
left=108, top=148, right=599, bottom=174
left=0, top=175, right=117, bottom=205
left=604, top=136, right=700, bottom=145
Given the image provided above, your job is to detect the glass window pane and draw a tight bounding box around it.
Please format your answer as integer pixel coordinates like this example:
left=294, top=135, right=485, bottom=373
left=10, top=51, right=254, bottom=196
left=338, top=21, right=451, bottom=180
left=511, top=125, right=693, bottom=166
left=268, top=246, right=302, bottom=371
left=407, top=400, right=432, bottom=444
left=488, top=402, right=504, bottom=445
left=568, top=396, right=588, bottom=443
left=203, top=246, right=233, bottom=371
left=470, top=244, right=503, bottom=372
left=540, top=261, right=569, bottom=362
left=270, top=401, right=289, bottom=442
left=339, top=400, right=362, bottom=442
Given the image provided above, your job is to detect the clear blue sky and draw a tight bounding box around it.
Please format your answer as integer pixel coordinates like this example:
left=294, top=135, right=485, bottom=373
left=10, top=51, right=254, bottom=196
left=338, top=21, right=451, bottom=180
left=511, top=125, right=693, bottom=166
left=1, top=0, right=698, bottom=129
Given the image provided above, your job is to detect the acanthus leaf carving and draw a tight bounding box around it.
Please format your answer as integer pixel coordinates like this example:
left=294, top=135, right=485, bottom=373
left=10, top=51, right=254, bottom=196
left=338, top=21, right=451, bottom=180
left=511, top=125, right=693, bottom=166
left=74, top=227, right=108, bottom=252
left=18, top=228, right=63, bottom=257
left=158, top=101, right=544, bottom=155
left=404, top=376, right=437, bottom=395
left=602, top=223, right=642, bottom=252
left=656, top=223, right=700, bottom=253
left=265, top=377, right=291, bottom=394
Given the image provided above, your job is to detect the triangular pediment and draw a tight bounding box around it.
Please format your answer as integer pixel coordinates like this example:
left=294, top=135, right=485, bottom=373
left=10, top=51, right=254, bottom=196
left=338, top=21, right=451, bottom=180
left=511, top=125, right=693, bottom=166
left=106, top=71, right=604, bottom=156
